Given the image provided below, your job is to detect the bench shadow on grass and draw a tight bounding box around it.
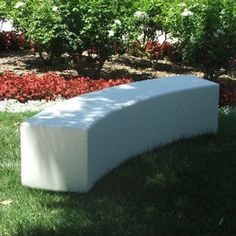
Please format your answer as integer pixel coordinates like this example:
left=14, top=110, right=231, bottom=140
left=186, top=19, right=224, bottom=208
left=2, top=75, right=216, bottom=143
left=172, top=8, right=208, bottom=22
left=16, top=110, right=236, bottom=236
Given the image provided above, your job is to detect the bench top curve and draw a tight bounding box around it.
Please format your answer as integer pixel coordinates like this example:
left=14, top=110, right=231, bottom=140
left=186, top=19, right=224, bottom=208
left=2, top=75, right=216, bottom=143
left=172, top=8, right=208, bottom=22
left=23, top=75, right=218, bottom=129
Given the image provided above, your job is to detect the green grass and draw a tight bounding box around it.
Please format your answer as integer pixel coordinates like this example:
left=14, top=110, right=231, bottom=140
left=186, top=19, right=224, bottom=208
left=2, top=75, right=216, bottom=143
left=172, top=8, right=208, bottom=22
left=0, top=110, right=236, bottom=236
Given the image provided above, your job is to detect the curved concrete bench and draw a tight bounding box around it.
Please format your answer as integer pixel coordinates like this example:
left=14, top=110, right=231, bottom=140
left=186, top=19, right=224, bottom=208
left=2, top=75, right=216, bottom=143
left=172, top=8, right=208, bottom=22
left=20, top=75, right=219, bottom=193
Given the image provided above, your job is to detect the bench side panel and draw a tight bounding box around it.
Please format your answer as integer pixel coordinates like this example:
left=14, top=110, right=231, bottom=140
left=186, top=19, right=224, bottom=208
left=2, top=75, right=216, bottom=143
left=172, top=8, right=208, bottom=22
left=21, top=124, right=89, bottom=192
left=87, top=84, right=219, bottom=189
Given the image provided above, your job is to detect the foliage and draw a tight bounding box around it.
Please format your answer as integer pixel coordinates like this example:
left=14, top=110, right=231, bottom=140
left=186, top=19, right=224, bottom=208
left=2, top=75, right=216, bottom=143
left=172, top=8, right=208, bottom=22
left=165, top=0, right=236, bottom=79
left=2, top=0, right=236, bottom=79
left=0, top=70, right=235, bottom=106
left=0, top=71, right=132, bottom=102
left=0, top=0, right=8, bottom=20
left=8, top=0, right=137, bottom=76
left=218, top=80, right=236, bottom=107
left=130, top=0, right=171, bottom=42
left=127, top=0, right=236, bottom=79
left=144, top=41, right=176, bottom=60
left=9, top=0, right=70, bottom=56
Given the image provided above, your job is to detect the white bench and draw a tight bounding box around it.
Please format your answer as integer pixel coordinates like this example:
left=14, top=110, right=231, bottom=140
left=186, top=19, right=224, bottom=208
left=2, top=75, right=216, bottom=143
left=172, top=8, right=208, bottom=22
left=20, top=75, right=219, bottom=193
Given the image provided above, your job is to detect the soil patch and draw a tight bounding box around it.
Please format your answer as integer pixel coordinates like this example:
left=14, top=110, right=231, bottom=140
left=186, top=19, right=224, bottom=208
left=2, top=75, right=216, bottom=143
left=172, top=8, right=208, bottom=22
left=0, top=50, right=203, bottom=80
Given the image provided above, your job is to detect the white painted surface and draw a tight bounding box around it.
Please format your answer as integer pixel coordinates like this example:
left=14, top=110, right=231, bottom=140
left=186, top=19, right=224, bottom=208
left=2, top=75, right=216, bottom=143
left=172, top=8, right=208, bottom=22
left=0, top=19, right=16, bottom=32
left=20, top=75, right=219, bottom=193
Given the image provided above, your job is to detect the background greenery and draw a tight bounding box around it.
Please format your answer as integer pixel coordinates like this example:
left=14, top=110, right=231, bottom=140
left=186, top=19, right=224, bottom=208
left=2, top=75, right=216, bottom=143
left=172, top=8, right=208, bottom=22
left=1, top=0, right=235, bottom=79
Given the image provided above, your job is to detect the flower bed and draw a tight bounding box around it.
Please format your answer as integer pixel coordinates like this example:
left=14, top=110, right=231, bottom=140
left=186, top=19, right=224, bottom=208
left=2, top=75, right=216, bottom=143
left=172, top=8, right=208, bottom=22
left=0, top=71, right=235, bottom=107
left=0, top=71, right=133, bottom=103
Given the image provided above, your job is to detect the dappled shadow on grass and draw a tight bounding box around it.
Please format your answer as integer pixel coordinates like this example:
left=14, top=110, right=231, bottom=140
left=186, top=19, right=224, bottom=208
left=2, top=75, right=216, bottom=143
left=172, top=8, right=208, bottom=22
left=16, top=111, right=236, bottom=236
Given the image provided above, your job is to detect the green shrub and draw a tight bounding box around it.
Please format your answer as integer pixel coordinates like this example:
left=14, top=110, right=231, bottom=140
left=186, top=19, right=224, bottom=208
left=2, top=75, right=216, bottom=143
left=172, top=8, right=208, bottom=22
left=9, top=0, right=137, bottom=77
left=4, top=0, right=236, bottom=80
left=0, top=0, right=8, bottom=20
left=10, top=0, right=70, bottom=56
left=135, top=0, right=171, bottom=42
left=165, top=0, right=236, bottom=79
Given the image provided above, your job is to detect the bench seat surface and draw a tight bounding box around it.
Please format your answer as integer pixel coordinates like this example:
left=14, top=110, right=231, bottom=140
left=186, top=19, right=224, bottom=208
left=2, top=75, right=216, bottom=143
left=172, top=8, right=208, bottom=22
left=26, top=75, right=216, bottom=129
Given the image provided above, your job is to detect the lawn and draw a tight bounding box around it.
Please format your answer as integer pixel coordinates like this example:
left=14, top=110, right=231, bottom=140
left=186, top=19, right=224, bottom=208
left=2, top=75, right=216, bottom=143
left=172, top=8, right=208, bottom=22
left=0, top=109, right=236, bottom=236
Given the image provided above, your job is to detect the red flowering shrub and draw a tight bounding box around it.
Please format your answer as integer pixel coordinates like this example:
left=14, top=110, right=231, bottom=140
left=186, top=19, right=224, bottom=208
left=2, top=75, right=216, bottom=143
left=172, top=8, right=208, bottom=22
left=0, top=71, right=133, bottom=103
left=0, top=31, right=27, bottom=50
left=144, top=41, right=161, bottom=60
left=127, top=41, right=145, bottom=58
left=144, top=41, right=176, bottom=60
left=218, top=80, right=236, bottom=107
left=128, top=40, right=176, bottom=60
